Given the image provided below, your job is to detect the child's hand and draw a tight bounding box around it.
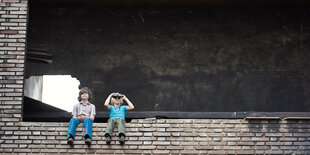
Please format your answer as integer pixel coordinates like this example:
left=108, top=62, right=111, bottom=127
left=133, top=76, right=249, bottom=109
left=78, top=115, right=87, bottom=121
left=122, top=95, right=128, bottom=100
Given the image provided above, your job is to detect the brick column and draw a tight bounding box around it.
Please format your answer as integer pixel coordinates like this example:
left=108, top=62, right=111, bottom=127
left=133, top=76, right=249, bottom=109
left=0, top=0, right=28, bottom=123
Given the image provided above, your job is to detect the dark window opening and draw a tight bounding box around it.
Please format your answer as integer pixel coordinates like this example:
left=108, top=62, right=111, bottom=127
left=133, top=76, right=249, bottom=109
left=24, top=0, right=310, bottom=122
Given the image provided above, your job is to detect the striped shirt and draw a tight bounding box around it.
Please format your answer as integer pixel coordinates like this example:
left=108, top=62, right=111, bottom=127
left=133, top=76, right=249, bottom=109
left=72, top=102, right=96, bottom=117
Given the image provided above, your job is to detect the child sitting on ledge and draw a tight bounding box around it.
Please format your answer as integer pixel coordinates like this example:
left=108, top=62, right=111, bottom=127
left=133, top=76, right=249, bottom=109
left=104, top=92, right=134, bottom=145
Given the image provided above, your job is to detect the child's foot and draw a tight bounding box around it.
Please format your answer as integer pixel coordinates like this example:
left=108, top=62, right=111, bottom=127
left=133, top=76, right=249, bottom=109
left=106, top=136, right=111, bottom=145
left=85, top=138, right=92, bottom=146
left=67, top=137, right=74, bottom=146
left=119, top=135, right=125, bottom=145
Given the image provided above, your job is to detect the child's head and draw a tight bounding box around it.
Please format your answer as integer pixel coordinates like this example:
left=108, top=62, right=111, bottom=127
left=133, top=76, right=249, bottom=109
left=111, top=93, right=124, bottom=106
left=78, top=87, right=93, bottom=102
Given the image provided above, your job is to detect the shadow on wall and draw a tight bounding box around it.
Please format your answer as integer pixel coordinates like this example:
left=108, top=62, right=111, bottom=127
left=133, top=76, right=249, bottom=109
left=248, top=120, right=281, bottom=133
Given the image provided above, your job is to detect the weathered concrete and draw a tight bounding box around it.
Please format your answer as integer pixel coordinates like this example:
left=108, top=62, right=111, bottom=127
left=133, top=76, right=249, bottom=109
left=26, top=3, right=310, bottom=112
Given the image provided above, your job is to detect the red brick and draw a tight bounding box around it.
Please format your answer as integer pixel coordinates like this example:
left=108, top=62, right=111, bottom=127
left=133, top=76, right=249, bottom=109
left=0, top=30, right=18, bottom=34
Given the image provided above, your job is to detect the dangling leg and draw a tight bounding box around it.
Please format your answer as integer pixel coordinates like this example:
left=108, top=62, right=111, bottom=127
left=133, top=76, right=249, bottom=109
left=83, top=118, right=93, bottom=146
left=83, top=118, right=93, bottom=139
left=105, top=118, right=116, bottom=144
left=67, top=118, right=80, bottom=146
left=117, top=118, right=126, bottom=145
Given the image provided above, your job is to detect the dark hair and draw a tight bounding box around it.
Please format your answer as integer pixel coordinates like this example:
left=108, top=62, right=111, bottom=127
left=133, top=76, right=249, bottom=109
left=78, top=87, right=93, bottom=102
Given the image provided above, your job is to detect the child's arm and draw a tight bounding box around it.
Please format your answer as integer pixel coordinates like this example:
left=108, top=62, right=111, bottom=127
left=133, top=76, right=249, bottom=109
left=123, top=95, right=134, bottom=110
left=90, top=105, right=96, bottom=121
left=72, top=104, right=78, bottom=118
left=104, top=93, right=113, bottom=109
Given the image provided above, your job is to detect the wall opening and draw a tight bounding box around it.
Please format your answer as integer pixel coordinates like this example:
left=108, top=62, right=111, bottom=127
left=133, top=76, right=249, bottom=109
left=23, top=75, right=80, bottom=121
left=24, top=0, right=310, bottom=121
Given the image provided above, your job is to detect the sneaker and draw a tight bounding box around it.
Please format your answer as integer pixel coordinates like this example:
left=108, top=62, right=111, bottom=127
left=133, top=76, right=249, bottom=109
left=106, top=136, right=111, bottom=145
left=67, top=137, right=73, bottom=146
left=119, top=135, right=125, bottom=145
left=85, top=138, right=92, bottom=146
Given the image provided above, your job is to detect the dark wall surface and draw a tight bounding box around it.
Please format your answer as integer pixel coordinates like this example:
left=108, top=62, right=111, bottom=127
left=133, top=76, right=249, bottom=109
left=26, top=1, right=310, bottom=112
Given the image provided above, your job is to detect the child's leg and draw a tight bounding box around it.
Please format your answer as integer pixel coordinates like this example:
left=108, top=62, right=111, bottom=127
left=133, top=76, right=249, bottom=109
left=82, top=118, right=93, bottom=140
left=105, top=118, right=116, bottom=137
left=117, top=118, right=126, bottom=137
left=67, top=118, right=80, bottom=139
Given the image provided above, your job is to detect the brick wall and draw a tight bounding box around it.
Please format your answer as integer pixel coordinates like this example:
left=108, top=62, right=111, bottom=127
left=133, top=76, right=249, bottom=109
left=1, top=119, right=310, bottom=154
left=0, top=0, right=27, bottom=124
left=1, top=0, right=310, bottom=154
